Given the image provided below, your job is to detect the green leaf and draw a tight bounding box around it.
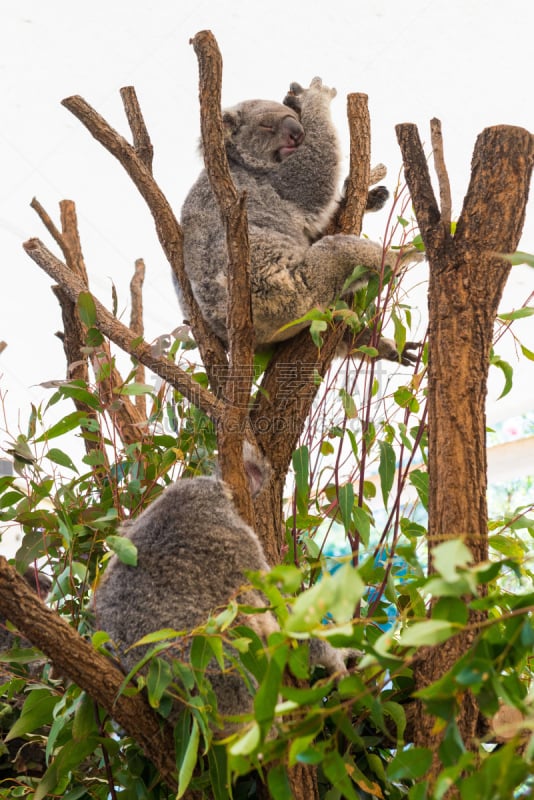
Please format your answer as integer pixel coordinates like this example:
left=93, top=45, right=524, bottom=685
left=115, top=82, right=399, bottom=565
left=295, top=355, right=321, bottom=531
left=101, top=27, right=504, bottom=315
left=46, top=447, right=79, bottom=472
left=77, top=291, right=97, bottom=327
left=292, top=445, right=310, bottom=516
left=392, top=311, right=407, bottom=360
left=409, top=468, right=428, bottom=510
left=498, top=306, right=534, bottom=321
left=489, top=351, right=514, bottom=398
left=286, top=563, right=364, bottom=634
left=229, top=721, right=261, bottom=756
left=146, top=657, right=173, bottom=708
left=34, top=411, right=89, bottom=443
left=338, top=482, right=354, bottom=535
left=378, top=440, right=396, bottom=508
left=115, top=382, right=155, bottom=397
left=207, top=745, right=230, bottom=800
left=399, top=619, right=459, bottom=648
left=57, top=383, right=101, bottom=410
left=34, top=737, right=100, bottom=800
left=432, top=539, right=473, bottom=582
left=520, top=343, right=534, bottom=361
left=501, top=250, right=534, bottom=267
left=105, top=534, right=138, bottom=566
left=339, top=388, right=357, bottom=419
left=6, top=689, right=57, bottom=741
left=267, top=763, right=292, bottom=800
left=72, top=691, right=97, bottom=740
left=387, top=747, right=432, bottom=781
left=254, top=640, right=288, bottom=730
left=177, top=717, right=200, bottom=798
left=352, top=505, right=371, bottom=546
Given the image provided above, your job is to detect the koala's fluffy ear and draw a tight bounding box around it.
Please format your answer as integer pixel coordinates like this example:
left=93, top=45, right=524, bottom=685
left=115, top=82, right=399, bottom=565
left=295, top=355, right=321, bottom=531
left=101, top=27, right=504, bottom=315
left=222, top=107, right=242, bottom=136
left=243, top=441, right=270, bottom=498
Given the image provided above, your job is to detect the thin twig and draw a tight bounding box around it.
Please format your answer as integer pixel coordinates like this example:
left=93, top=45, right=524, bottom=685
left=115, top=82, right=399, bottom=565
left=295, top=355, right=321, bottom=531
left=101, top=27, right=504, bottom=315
left=120, top=86, right=154, bottom=172
left=430, top=118, right=451, bottom=230
left=130, top=258, right=146, bottom=414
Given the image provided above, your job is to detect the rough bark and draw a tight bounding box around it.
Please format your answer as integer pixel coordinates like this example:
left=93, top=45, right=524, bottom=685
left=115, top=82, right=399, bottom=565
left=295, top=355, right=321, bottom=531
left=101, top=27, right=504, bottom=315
left=0, top=557, right=179, bottom=793
left=396, top=122, right=533, bottom=778
left=190, top=31, right=256, bottom=528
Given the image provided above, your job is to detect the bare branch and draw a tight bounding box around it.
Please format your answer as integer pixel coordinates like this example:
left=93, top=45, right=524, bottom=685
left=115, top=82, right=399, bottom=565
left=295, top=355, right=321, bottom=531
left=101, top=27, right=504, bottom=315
left=430, top=117, right=452, bottom=230
left=395, top=123, right=445, bottom=258
left=337, top=93, right=371, bottom=235
left=191, top=30, right=255, bottom=526
left=130, top=258, right=146, bottom=414
left=23, top=238, right=224, bottom=424
left=120, top=86, right=154, bottom=172
left=61, top=92, right=228, bottom=391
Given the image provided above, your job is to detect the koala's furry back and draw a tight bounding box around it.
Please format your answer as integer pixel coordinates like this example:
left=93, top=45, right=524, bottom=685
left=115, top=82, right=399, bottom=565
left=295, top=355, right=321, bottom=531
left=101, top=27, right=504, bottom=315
left=94, top=476, right=272, bottom=674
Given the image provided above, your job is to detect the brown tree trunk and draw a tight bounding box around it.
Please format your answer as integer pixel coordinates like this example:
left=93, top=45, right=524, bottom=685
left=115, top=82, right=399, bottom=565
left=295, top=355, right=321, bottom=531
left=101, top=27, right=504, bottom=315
left=396, top=123, right=533, bottom=778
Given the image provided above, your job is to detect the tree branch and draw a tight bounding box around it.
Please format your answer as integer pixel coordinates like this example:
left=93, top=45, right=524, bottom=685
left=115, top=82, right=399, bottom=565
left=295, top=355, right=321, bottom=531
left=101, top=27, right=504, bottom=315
left=23, top=238, right=224, bottom=424
left=430, top=117, right=451, bottom=230
left=61, top=91, right=228, bottom=392
left=120, top=86, right=154, bottom=172
left=0, top=557, right=179, bottom=792
left=191, top=30, right=256, bottom=526
left=130, top=257, right=147, bottom=415
left=395, top=123, right=447, bottom=258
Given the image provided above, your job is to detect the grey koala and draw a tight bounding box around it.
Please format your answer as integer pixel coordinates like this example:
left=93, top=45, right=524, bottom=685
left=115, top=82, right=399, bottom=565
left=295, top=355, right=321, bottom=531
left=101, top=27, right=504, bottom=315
left=94, top=453, right=350, bottom=727
left=179, top=76, right=392, bottom=349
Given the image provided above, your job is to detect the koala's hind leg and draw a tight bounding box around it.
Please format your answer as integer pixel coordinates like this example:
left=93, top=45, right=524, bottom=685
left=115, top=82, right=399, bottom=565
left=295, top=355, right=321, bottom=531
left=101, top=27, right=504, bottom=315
left=249, top=232, right=386, bottom=345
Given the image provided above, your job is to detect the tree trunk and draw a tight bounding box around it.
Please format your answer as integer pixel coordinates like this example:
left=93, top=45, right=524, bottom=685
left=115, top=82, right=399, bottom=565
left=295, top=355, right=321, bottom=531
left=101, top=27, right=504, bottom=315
left=396, top=123, right=533, bottom=776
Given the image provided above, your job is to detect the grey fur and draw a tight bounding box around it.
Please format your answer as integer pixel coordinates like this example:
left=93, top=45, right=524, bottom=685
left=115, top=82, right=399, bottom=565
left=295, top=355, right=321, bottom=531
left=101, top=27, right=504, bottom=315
left=179, top=77, right=390, bottom=348
left=94, top=463, right=351, bottom=724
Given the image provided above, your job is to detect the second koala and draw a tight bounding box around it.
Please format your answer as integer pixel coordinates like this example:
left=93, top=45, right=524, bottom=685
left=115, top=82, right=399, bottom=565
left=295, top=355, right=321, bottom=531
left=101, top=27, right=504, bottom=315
left=93, top=454, right=351, bottom=728
left=179, top=77, right=389, bottom=348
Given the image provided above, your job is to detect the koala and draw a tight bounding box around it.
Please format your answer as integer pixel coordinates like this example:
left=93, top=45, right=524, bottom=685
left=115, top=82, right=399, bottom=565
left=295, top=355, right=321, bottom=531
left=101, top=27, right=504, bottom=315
left=94, top=450, right=350, bottom=727
left=179, top=77, right=392, bottom=350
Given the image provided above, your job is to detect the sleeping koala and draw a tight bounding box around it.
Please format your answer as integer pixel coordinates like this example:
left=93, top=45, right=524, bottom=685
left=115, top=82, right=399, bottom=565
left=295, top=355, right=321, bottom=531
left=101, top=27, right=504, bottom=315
left=179, top=77, right=397, bottom=351
left=93, top=449, right=351, bottom=729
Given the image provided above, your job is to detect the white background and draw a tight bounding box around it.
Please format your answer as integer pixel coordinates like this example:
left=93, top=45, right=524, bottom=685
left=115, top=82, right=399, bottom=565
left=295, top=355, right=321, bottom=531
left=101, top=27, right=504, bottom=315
left=0, top=0, right=532, bottom=438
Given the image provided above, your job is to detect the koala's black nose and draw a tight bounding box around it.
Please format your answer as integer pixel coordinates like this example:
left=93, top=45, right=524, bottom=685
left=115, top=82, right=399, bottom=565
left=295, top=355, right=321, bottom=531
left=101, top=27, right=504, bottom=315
left=282, top=116, right=305, bottom=147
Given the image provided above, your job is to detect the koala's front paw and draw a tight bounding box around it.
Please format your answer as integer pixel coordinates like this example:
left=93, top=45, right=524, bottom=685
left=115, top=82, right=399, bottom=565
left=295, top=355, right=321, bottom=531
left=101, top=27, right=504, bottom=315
left=366, top=185, right=390, bottom=212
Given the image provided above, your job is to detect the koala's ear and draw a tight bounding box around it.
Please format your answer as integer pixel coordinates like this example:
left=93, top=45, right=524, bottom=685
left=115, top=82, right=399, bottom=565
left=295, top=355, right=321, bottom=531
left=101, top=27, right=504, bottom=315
left=243, top=441, right=270, bottom=498
left=222, top=108, right=242, bottom=135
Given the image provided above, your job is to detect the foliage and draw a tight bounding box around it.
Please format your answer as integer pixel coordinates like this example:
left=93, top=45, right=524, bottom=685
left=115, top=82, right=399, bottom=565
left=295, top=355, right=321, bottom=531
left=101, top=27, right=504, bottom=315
left=1, top=224, right=533, bottom=799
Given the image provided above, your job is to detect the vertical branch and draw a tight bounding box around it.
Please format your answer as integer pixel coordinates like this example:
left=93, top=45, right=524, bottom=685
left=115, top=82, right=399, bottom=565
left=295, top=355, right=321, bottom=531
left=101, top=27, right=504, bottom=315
left=335, top=92, right=371, bottom=235
left=430, top=118, right=451, bottom=231
left=120, top=86, right=154, bottom=172
left=130, top=258, right=146, bottom=415
left=191, top=30, right=256, bottom=527
left=396, top=122, right=533, bottom=773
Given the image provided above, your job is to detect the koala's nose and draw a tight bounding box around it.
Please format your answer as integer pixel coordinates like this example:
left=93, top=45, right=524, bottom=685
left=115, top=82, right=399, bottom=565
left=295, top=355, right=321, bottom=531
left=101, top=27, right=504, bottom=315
left=282, top=117, right=305, bottom=147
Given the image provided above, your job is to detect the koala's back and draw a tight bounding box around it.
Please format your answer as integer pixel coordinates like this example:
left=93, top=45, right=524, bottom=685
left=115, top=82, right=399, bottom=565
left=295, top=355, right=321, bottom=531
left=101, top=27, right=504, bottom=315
left=94, top=476, right=270, bottom=672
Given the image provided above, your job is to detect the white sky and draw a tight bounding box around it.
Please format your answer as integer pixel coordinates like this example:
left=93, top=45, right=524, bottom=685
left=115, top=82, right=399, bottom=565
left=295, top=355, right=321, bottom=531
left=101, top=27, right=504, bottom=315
left=0, top=0, right=533, bottom=441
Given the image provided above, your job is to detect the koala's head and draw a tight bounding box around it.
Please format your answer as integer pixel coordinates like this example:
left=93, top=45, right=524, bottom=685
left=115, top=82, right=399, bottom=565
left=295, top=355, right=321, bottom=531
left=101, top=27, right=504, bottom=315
left=222, top=99, right=304, bottom=168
